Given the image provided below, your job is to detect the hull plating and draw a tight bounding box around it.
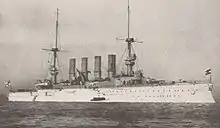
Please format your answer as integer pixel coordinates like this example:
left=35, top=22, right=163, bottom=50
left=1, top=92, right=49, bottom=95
left=9, top=83, right=215, bottom=103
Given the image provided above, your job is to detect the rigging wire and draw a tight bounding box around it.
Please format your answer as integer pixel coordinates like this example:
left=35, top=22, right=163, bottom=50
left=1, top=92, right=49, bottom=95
left=46, top=52, right=53, bottom=80
left=57, top=53, right=64, bottom=81
left=40, top=57, right=48, bottom=80
left=116, top=48, right=127, bottom=73
left=131, top=44, right=140, bottom=70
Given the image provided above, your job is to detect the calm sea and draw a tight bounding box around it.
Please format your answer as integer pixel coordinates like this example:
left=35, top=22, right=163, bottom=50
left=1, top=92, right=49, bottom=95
left=0, top=100, right=220, bottom=128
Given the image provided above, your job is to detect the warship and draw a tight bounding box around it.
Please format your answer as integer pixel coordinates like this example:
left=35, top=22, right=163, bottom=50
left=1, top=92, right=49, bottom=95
left=8, top=1, right=215, bottom=103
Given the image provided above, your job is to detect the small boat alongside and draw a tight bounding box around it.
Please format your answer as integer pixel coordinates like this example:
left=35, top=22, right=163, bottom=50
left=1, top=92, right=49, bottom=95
left=90, top=97, right=106, bottom=101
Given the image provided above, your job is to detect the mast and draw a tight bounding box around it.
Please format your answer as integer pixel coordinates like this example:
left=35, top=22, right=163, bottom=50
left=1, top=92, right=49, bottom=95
left=53, top=8, right=59, bottom=84
left=127, top=0, right=130, bottom=39
left=116, top=0, right=143, bottom=76
left=126, top=0, right=133, bottom=76
left=42, top=8, right=60, bottom=87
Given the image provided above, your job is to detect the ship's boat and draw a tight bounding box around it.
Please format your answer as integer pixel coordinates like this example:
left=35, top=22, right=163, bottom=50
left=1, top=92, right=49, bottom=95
left=91, top=97, right=106, bottom=101
left=8, top=2, right=215, bottom=103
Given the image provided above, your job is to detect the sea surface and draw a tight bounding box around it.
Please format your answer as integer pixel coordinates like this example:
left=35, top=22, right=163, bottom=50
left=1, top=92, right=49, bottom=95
left=0, top=100, right=220, bottom=128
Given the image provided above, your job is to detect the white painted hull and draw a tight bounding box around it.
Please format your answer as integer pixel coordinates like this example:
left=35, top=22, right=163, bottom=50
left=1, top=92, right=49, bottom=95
left=9, top=83, right=215, bottom=103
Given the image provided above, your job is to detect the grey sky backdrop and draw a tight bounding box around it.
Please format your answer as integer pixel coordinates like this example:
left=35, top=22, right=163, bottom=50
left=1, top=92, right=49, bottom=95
left=0, top=0, right=220, bottom=94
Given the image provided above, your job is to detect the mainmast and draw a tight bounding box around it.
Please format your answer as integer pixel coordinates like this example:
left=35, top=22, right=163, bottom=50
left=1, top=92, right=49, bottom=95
left=117, top=0, right=142, bottom=76
left=53, top=8, right=59, bottom=85
left=126, top=0, right=133, bottom=76
left=42, top=8, right=60, bottom=86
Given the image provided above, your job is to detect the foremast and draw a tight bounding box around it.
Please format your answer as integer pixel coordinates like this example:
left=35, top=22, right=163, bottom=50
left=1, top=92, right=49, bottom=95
left=42, top=8, right=60, bottom=87
left=117, top=0, right=142, bottom=77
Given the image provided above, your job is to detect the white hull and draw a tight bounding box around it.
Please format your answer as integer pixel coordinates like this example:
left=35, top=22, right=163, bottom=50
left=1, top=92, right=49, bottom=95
left=9, top=83, right=215, bottom=103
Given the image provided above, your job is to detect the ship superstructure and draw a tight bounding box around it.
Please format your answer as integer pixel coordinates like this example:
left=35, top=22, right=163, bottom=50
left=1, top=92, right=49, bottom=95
left=8, top=1, right=215, bottom=103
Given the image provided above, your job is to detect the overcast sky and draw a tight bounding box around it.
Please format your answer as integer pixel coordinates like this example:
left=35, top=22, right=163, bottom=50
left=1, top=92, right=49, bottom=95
left=0, top=0, right=220, bottom=90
